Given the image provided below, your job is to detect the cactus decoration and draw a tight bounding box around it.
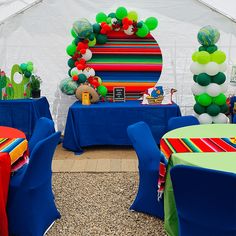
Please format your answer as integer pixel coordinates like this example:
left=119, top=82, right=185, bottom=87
left=0, top=61, right=36, bottom=100
left=190, top=25, right=228, bottom=124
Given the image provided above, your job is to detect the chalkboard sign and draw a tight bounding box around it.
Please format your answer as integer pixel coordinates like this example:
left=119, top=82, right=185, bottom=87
left=113, top=87, right=125, bottom=102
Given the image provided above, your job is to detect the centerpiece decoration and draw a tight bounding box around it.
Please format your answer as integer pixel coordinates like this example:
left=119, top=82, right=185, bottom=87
left=190, top=25, right=228, bottom=124
left=60, top=6, right=161, bottom=103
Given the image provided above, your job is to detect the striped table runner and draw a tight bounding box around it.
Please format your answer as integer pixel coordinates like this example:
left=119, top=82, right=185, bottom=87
left=87, top=31, right=162, bottom=100
left=158, top=137, right=236, bottom=199
left=0, top=138, right=28, bottom=172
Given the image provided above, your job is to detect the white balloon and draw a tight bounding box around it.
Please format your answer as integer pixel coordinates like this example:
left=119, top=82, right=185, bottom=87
left=219, top=62, right=227, bottom=72
left=191, top=83, right=206, bottom=95
left=220, top=83, right=228, bottom=93
left=83, top=67, right=95, bottom=78
left=198, top=113, right=213, bottom=124
left=205, top=62, right=219, bottom=76
left=212, top=113, right=228, bottom=124
left=124, top=25, right=135, bottom=35
left=206, top=83, right=221, bottom=97
left=190, top=62, right=205, bottom=75
left=82, top=49, right=92, bottom=61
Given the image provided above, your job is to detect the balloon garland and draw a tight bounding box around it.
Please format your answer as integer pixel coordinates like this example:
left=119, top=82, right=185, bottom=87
left=190, top=25, right=228, bottom=124
left=60, top=6, right=158, bottom=102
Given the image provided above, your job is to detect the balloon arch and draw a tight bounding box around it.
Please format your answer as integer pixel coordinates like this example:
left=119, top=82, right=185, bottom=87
left=60, top=7, right=159, bottom=103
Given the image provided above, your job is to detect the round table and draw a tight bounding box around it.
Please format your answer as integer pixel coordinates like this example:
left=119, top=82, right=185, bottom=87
left=162, top=124, right=236, bottom=236
left=0, top=126, right=26, bottom=138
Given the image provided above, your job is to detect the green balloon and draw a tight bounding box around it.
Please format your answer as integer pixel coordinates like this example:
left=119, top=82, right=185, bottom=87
left=206, top=104, right=221, bottom=116
left=137, top=22, right=143, bottom=28
left=96, top=12, right=107, bottom=23
left=27, top=61, right=33, bottom=66
left=197, top=93, right=212, bottom=106
left=194, top=95, right=199, bottom=102
left=194, top=103, right=206, bottom=114
left=145, top=17, right=158, bottom=30
left=68, top=58, right=75, bottom=68
left=93, top=23, right=101, bottom=34
left=78, top=74, right=87, bottom=83
left=197, top=73, right=211, bottom=86
left=97, top=85, right=108, bottom=97
left=212, top=72, right=226, bottom=85
left=20, top=63, right=27, bottom=71
left=220, top=104, right=228, bottom=114
left=71, top=28, right=77, bottom=38
left=193, top=75, right=198, bottom=82
left=88, top=38, right=97, bottom=47
left=68, top=69, right=72, bottom=77
left=106, top=17, right=112, bottom=24
left=206, top=45, right=218, bottom=54
left=198, top=46, right=207, bottom=52
left=66, top=44, right=76, bottom=56
left=108, top=13, right=116, bottom=18
left=96, top=34, right=107, bottom=44
left=73, top=37, right=81, bottom=45
left=136, top=23, right=149, bottom=38
left=127, top=11, right=138, bottom=21
left=24, top=71, right=31, bottom=78
left=192, top=51, right=198, bottom=62
left=27, top=64, right=33, bottom=72
left=211, top=50, right=226, bottom=64
left=116, top=6, right=128, bottom=20
left=213, top=93, right=226, bottom=106
left=197, top=51, right=211, bottom=64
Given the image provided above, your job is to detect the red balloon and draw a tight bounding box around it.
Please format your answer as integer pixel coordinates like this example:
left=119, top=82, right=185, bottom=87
left=88, top=77, right=94, bottom=83
left=79, top=58, right=86, bottom=64
left=72, top=75, right=78, bottom=81
left=123, top=24, right=129, bottom=30
left=78, top=42, right=86, bottom=50
left=75, top=61, right=79, bottom=66
left=90, top=80, right=99, bottom=88
left=80, top=49, right=86, bottom=54
left=101, top=22, right=106, bottom=27
left=128, top=20, right=133, bottom=25
left=100, top=28, right=106, bottom=34
left=122, top=18, right=129, bottom=24
left=76, top=64, right=84, bottom=70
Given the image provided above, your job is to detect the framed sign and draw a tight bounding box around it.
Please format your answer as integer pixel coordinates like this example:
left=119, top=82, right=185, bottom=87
left=113, top=87, right=125, bottom=102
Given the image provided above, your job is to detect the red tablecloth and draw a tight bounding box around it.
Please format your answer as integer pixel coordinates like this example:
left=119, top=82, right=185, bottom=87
left=0, top=153, right=11, bottom=236
left=0, top=127, right=28, bottom=236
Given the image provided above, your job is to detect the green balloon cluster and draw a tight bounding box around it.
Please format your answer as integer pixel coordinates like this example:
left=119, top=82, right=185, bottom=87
left=191, top=26, right=228, bottom=123
left=20, top=61, right=34, bottom=78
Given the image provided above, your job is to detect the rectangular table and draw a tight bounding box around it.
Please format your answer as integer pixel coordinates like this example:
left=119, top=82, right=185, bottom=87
left=0, top=97, right=52, bottom=139
left=63, top=100, right=181, bottom=153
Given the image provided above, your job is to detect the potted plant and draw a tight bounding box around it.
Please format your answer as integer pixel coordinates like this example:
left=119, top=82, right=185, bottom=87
left=30, top=75, right=42, bottom=98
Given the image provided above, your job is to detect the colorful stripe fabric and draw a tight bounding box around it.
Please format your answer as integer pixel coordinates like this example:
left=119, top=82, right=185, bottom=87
left=87, top=31, right=162, bottom=100
left=158, top=137, right=236, bottom=199
left=0, top=138, right=28, bottom=172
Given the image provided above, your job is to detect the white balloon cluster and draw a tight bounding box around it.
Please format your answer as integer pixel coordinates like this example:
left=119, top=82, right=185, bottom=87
left=190, top=62, right=227, bottom=76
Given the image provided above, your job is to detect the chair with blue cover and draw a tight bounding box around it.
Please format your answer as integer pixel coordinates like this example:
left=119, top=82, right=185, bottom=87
left=170, top=165, right=236, bottom=236
left=127, top=121, right=165, bottom=219
left=167, top=115, right=199, bottom=131
left=7, top=131, right=61, bottom=236
left=28, top=117, right=55, bottom=154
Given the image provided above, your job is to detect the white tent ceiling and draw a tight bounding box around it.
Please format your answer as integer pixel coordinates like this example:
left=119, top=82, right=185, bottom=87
left=0, top=0, right=236, bottom=131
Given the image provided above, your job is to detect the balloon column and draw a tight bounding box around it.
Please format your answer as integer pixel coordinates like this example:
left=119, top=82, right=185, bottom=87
left=60, top=7, right=158, bottom=102
left=190, top=25, right=228, bottom=124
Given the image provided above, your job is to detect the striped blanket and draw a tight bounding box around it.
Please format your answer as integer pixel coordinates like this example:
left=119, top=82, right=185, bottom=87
left=158, top=137, right=236, bottom=199
left=0, top=138, right=28, bottom=172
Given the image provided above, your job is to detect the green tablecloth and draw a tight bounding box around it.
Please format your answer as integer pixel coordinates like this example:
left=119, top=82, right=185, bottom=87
left=162, top=124, right=236, bottom=236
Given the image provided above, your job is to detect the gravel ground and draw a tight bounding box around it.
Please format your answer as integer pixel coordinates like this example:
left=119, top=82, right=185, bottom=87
left=47, top=172, right=166, bottom=236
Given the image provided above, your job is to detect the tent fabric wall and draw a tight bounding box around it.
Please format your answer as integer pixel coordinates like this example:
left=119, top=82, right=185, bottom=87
left=0, top=0, right=236, bottom=132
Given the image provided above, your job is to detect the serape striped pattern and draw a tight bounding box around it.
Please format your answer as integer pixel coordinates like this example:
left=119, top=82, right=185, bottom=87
left=87, top=31, right=162, bottom=100
left=0, top=138, right=28, bottom=171
left=158, top=137, right=236, bottom=199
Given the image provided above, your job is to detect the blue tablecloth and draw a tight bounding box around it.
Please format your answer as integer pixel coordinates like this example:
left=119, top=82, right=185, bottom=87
left=63, top=101, right=181, bottom=154
left=0, top=97, right=52, bottom=139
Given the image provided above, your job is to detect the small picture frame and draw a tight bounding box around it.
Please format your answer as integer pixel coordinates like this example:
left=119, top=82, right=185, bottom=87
left=113, top=87, right=126, bottom=102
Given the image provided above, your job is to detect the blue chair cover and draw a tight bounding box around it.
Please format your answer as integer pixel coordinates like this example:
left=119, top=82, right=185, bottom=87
left=167, top=115, right=199, bottom=131
left=28, top=117, right=55, bottom=154
left=127, top=121, right=164, bottom=219
left=7, top=132, right=61, bottom=236
left=170, top=165, right=236, bottom=236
